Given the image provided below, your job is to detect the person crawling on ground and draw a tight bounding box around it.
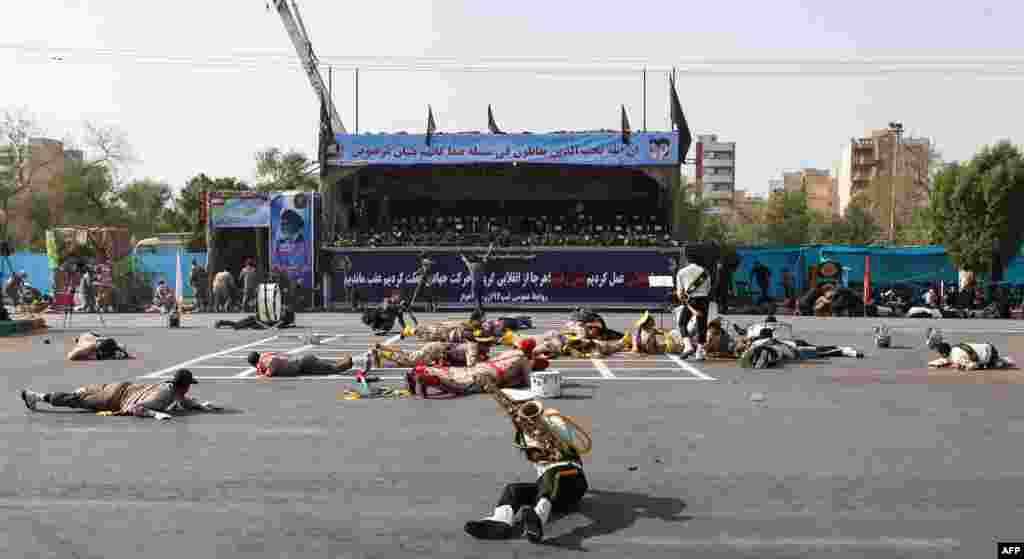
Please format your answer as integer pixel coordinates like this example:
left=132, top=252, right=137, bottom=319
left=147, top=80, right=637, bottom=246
left=563, top=308, right=624, bottom=341
left=248, top=351, right=378, bottom=380
left=20, top=369, right=222, bottom=421
left=406, top=338, right=545, bottom=398
left=624, top=311, right=690, bottom=356
left=500, top=329, right=624, bottom=359
left=735, top=316, right=863, bottom=369
left=362, top=293, right=415, bottom=335
left=367, top=333, right=497, bottom=370
left=402, top=309, right=487, bottom=342
left=67, top=332, right=131, bottom=361
left=214, top=308, right=296, bottom=330
left=926, top=329, right=1017, bottom=371
left=703, top=317, right=754, bottom=359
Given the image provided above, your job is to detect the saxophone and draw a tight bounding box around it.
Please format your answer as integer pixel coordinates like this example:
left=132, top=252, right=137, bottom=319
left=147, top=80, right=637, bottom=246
left=479, top=377, right=592, bottom=463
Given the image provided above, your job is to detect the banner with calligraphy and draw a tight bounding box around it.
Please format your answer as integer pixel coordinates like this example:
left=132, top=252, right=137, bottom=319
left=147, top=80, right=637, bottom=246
left=209, top=191, right=271, bottom=229
left=335, top=131, right=680, bottom=167
left=331, top=250, right=675, bottom=306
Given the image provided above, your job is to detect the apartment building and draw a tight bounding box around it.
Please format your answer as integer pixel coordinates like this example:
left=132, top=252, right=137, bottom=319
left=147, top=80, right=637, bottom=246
left=697, top=134, right=735, bottom=201
left=782, top=168, right=840, bottom=218
left=0, top=137, right=75, bottom=246
left=838, top=128, right=931, bottom=228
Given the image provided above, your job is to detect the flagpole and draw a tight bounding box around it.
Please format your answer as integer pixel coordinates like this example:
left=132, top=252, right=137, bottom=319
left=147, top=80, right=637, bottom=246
left=642, top=67, right=647, bottom=132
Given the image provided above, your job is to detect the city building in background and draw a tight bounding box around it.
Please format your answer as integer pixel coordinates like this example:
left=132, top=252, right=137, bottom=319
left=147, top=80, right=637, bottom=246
left=0, top=137, right=78, bottom=247
left=696, top=134, right=735, bottom=201
left=838, top=128, right=931, bottom=229
left=782, top=168, right=840, bottom=218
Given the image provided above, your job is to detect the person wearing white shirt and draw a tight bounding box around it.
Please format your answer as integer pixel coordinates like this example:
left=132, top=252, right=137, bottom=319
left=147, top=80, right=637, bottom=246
left=675, top=256, right=711, bottom=360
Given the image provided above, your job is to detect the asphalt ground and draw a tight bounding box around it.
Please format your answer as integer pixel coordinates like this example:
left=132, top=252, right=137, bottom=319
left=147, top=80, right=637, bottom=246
left=2, top=310, right=1024, bottom=558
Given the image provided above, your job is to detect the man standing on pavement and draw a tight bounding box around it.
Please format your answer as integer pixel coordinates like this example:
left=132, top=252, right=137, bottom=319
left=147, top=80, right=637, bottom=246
left=79, top=267, right=97, bottom=312
left=782, top=267, right=795, bottom=301
left=675, top=254, right=711, bottom=361
left=189, top=260, right=209, bottom=312
left=750, top=260, right=772, bottom=304
left=20, top=369, right=223, bottom=420
left=212, top=269, right=236, bottom=312
left=239, top=262, right=259, bottom=313
left=459, top=243, right=495, bottom=316
left=713, top=260, right=730, bottom=315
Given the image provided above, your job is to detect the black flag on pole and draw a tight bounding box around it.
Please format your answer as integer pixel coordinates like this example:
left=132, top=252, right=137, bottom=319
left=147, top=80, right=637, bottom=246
left=426, top=105, right=437, bottom=146
left=669, top=74, right=693, bottom=162
left=487, top=104, right=504, bottom=134
left=621, top=105, right=632, bottom=144
left=318, top=93, right=334, bottom=179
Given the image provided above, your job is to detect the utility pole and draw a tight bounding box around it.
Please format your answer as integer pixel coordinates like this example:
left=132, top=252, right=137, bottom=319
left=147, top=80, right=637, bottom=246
left=642, top=67, right=647, bottom=132
left=888, top=121, right=903, bottom=243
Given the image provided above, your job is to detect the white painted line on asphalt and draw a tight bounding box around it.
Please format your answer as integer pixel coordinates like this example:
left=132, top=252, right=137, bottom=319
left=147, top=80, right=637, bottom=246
left=618, top=536, right=959, bottom=551
left=186, top=366, right=251, bottom=370
left=591, top=359, right=616, bottom=378
left=668, top=354, right=717, bottom=380
left=141, top=335, right=280, bottom=378
left=234, top=334, right=347, bottom=377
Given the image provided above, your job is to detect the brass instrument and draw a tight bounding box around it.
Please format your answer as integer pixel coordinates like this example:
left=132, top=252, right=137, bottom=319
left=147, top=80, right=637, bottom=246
left=479, top=377, right=592, bottom=463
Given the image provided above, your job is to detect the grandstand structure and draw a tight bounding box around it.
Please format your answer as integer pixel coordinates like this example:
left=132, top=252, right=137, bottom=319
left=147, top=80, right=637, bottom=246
left=320, top=129, right=684, bottom=250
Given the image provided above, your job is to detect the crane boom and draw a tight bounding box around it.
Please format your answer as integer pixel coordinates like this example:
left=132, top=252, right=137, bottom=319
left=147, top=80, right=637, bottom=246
left=269, top=0, right=347, bottom=133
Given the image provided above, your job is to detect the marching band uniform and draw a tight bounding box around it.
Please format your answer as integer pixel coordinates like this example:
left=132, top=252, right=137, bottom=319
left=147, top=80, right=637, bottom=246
left=368, top=339, right=493, bottom=369
left=625, top=311, right=690, bottom=355
left=927, top=330, right=1015, bottom=370
left=464, top=391, right=591, bottom=543
left=407, top=340, right=541, bottom=397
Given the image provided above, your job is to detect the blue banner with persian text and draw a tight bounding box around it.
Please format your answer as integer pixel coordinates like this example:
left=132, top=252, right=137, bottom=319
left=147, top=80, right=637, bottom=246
left=331, top=250, right=675, bottom=305
left=335, top=131, right=680, bottom=167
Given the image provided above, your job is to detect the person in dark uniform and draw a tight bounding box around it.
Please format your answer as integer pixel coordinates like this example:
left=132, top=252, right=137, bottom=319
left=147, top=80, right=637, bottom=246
left=459, top=243, right=495, bottom=315
left=750, top=260, right=772, bottom=305
left=714, top=260, right=730, bottom=315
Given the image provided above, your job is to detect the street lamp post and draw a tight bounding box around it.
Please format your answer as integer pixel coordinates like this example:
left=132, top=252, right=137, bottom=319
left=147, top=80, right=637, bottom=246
left=888, top=121, right=904, bottom=243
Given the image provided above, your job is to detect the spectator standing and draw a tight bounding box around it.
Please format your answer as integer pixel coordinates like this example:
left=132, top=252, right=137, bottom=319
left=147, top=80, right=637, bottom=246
left=750, top=260, right=772, bottom=304
left=239, top=263, right=259, bottom=312
left=212, top=269, right=236, bottom=312
left=782, top=268, right=795, bottom=300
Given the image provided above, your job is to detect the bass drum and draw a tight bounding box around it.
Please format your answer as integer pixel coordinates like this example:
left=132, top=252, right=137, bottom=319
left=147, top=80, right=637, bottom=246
left=257, top=283, right=283, bottom=323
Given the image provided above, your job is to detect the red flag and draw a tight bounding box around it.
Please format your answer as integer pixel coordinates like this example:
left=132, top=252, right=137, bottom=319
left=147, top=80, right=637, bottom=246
left=863, top=255, right=871, bottom=305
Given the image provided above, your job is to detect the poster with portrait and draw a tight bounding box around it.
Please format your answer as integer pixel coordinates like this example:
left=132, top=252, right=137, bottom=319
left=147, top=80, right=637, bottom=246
left=269, top=192, right=316, bottom=290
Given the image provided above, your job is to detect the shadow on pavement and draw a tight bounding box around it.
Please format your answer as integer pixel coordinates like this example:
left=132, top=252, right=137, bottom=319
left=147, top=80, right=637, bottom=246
left=542, top=489, right=692, bottom=551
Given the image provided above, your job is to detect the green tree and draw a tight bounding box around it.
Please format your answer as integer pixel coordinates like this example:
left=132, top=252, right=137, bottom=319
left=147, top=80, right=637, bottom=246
left=896, top=206, right=935, bottom=245
left=119, top=178, right=173, bottom=238
left=0, top=109, right=65, bottom=246
left=930, top=141, right=1024, bottom=273
left=62, top=159, right=121, bottom=226
left=834, top=195, right=882, bottom=244
left=762, top=190, right=812, bottom=245
left=255, top=148, right=318, bottom=192
left=164, top=173, right=250, bottom=248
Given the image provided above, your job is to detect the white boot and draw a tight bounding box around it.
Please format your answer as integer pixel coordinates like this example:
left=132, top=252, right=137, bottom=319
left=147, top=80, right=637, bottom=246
left=840, top=347, right=863, bottom=358
left=20, top=390, right=44, bottom=411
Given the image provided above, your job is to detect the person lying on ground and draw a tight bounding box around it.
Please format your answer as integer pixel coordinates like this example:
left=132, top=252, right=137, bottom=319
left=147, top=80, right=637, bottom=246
left=501, top=330, right=624, bottom=359
left=248, top=351, right=377, bottom=379
left=214, top=309, right=296, bottom=330
left=405, top=339, right=544, bottom=398
left=926, top=329, right=1016, bottom=370
left=20, top=369, right=222, bottom=420
left=739, top=333, right=863, bottom=369
left=67, top=332, right=131, bottom=361
left=563, top=308, right=624, bottom=341
left=464, top=384, right=592, bottom=544
left=625, top=311, right=692, bottom=357
left=402, top=309, right=486, bottom=342
left=367, top=335, right=497, bottom=370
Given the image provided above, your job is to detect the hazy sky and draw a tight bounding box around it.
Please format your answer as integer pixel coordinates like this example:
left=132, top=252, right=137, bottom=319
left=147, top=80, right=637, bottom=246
left=4, top=0, right=1024, bottom=194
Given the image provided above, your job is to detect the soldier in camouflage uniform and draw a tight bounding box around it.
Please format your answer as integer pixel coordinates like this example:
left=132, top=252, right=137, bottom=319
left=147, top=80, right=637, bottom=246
left=406, top=339, right=545, bottom=397
left=20, top=369, right=222, bottom=421
left=367, top=335, right=496, bottom=370
left=624, top=311, right=691, bottom=355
